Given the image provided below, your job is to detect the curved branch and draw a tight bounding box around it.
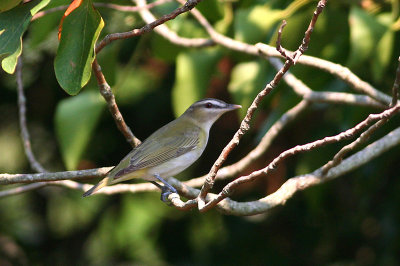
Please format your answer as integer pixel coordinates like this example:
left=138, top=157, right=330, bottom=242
left=135, top=0, right=213, bottom=47
left=95, top=0, right=204, bottom=54
left=16, top=58, right=48, bottom=173
left=197, top=0, right=328, bottom=210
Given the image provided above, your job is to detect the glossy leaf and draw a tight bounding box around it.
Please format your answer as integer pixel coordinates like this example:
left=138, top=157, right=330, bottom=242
left=172, top=49, right=221, bottom=117
left=234, top=6, right=282, bottom=44
left=371, top=13, right=394, bottom=82
left=348, top=6, right=386, bottom=68
left=54, top=0, right=104, bottom=95
left=55, top=90, right=105, bottom=170
left=30, top=0, right=69, bottom=47
left=0, top=0, right=22, bottom=13
left=0, top=0, right=50, bottom=73
left=228, top=60, right=269, bottom=116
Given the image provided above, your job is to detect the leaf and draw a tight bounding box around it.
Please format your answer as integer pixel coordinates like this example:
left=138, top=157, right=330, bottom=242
left=172, top=49, right=221, bottom=117
left=371, top=13, right=394, bottom=82
left=228, top=60, right=269, bottom=116
left=0, top=0, right=23, bottom=13
left=54, top=0, right=104, bottom=95
left=58, top=0, right=84, bottom=40
left=0, top=0, right=50, bottom=73
left=234, top=6, right=282, bottom=44
left=55, top=90, right=105, bottom=170
left=347, top=7, right=386, bottom=68
left=29, top=0, right=69, bottom=48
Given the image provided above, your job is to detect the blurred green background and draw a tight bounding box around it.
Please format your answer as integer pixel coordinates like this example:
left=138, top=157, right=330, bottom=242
left=1, top=0, right=400, bottom=265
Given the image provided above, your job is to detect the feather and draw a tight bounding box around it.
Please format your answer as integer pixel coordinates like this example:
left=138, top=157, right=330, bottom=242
left=112, top=119, right=203, bottom=179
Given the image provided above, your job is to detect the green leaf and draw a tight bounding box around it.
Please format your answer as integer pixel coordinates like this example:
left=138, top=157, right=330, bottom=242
left=371, top=13, right=394, bottom=82
left=0, top=0, right=50, bottom=73
left=55, top=90, right=105, bottom=170
left=347, top=7, right=386, bottom=68
left=234, top=6, right=282, bottom=44
left=0, top=0, right=22, bottom=13
left=228, top=60, right=269, bottom=117
left=54, top=0, right=104, bottom=95
left=172, top=49, right=221, bottom=117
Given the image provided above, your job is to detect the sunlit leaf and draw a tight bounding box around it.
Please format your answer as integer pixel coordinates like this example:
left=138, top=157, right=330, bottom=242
left=228, top=60, right=269, bottom=116
left=54, top=0, right=104, bottom=95
left=0, top=0, right=22, bottom=13
left=371, top=13, right=394, bottom=82
left=348, top=6, right=386, bottom=68
left=55, top=90, right=105, bottom=170
left=234, top=6, right=282, bottom=44
left=172, top=49, right=221, bottom=117
left=0, top=0, right=50, bottom=73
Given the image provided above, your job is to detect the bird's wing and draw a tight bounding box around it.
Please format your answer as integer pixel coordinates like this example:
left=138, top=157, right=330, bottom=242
left=112, top=123, right=202, bottom=179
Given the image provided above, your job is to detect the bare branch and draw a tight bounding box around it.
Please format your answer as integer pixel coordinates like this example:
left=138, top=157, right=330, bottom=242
left=391, top=56, right=400, bottom=107
left=197, top=0, right=328, bottom=210
left=135, top=0, right=213, bottom=47
left=16, top=58, right=47, bottom=173
left=0, top=167, right=112, bottom=185
left=257, top=44, right=393, bottom=105
left=3, top=123, right=399, bottom=216
left=276, top=20, right=293, bottom=62
left=32, top=0, right=173, bottom=21
left=95, top=0, right=205, bottom=54
left=268, top=57, right=386, bottom=109
left=200, top=104, right=400, bottom=211
left=92, top=59, right=141, bottom=147
left=0, top=183, right=46, bottom=198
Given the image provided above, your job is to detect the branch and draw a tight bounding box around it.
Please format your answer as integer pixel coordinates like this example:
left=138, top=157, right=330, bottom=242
left=197, top=0, right=328, bottom=210
left=95, top=0, right=205, bottom=54
left=391, top=56, right=400, bottom=107
left=199, top=104, right=400, bottom=211
left=91, top=0, right=207, bottom=146
left=257, top=44, right=393, bottom=105
left=16, top=58, right=47, bottom=173
left=135, top=0, right=213, bottom=47
left=0, top=167, right=112, bottom=185
left=268, top=57, right=386, bottom=109
left=32, top=0, right=173, bottom=21
left=2, top=123, right=400, bottom=215
left=92, top=59, right=141, bottom=147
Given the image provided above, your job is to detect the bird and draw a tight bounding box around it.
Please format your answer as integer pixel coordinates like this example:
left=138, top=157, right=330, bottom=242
left=83, top=98, right=241, bottom=200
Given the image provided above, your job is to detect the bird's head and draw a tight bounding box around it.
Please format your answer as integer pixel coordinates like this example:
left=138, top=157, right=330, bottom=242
left=182, top=98, right=241, bottom=130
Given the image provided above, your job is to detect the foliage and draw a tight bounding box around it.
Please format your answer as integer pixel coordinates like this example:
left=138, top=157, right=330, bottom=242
left=0, top=0, right=399, bottom=265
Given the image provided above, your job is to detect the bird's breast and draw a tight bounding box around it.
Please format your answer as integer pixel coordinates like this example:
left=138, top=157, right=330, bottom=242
left=144, top=147, right=205, bottom=181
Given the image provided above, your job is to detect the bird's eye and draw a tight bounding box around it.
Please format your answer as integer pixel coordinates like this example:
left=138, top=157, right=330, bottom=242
left=205, top=102, right=213, bottom=108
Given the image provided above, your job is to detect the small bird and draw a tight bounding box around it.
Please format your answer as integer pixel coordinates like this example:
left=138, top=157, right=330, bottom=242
left=83, top=98, right=241, bottom=199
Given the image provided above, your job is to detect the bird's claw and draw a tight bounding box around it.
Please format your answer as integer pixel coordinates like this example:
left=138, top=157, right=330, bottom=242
left=151, top=175, right=178, bottom=204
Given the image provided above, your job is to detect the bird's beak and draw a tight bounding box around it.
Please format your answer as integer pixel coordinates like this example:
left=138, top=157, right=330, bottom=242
left=227, top=104, right=242, bottom=110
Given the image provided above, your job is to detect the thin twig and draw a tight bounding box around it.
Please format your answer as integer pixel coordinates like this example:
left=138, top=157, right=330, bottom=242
left=0, top=183, right=47, bottom=197
left=276, top=20, right=293, bottom=62
left=197, top=0, right=328, bottom=211
left=135, top=0, right=213, bottom=47
left=391, top=56, right=400, bottom=107
left=32, top=0, right=172, bottom=21
left=0, top=167, right=112, bottom=185
left=321, top=118, right=389, bottom=175
left=199, top=104, right=400, bottom=211
left=268, top=57, right=386, bottom=109
left=92, top=59, right=141, bottom=147
left=16, top=58, right=47, bottom=173
left=95, top=0, right=204, bottom=54
left=257, top=43, right=393, bottom=105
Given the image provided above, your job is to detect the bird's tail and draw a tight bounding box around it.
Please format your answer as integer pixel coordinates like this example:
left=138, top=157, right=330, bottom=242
left=83, top=176, right=111, bottom=197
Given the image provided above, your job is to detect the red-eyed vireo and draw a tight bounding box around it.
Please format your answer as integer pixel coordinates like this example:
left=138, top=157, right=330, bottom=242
left=83, top=98, right=241, bottom=199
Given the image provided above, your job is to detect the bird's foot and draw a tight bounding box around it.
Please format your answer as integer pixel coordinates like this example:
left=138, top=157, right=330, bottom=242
left=151, top=175, right=178, bottom=204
